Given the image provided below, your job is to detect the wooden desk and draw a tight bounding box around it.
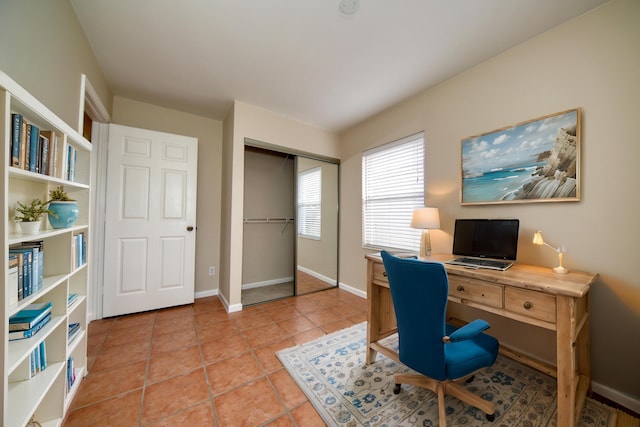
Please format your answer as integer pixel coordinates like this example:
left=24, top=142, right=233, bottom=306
left=366, top=253, right=598, bottom=427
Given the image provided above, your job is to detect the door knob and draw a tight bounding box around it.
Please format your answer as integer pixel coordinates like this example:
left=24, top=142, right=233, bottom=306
left=187, top=226, right=194, bottom=231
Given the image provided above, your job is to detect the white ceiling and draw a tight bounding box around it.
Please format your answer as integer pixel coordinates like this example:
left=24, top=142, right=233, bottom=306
left=70, top=0, right=608, bottom=132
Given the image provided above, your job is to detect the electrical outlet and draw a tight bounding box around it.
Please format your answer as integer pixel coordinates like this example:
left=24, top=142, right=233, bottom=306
left=208, top=266, right=215, bottom=276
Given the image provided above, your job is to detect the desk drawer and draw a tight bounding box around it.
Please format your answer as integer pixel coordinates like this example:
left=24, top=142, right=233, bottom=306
left=505, top=288, right=556, bottom=323
left=372, top=262, right=389, bottom=284
left=448, top=276, right=503, bottom=309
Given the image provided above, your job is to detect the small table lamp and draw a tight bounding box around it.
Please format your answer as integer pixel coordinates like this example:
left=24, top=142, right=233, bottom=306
left=532, top=231, right=569, bottom=274
left=411, top=207, right=440, bottom=257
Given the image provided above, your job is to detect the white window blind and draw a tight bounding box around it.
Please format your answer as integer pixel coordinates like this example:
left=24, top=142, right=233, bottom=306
left=297, top=167, right=322, bottom=239
left=362, top=132, right=424, bottom=251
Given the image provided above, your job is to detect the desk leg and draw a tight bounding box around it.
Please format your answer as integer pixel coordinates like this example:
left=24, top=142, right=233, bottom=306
left=366, top=262, right=378, bottom=364
left=556, top=296, right=577, bottom=427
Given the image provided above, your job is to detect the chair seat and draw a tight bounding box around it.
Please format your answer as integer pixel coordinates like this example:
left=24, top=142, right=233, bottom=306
left=444, top=324, right=499, bottom=380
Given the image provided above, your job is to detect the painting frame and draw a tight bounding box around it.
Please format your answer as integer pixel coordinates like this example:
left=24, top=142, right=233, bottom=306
left=460, top=108, right=581, bottom=205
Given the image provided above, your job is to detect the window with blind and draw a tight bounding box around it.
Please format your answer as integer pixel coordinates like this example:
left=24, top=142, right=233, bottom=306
left=297, top=166, right=322, bottom=239
left=362, top=132, right=424, bottom=251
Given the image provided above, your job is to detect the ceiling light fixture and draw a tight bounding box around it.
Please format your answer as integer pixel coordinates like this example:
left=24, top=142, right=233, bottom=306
left=339, top=0, right=360, bottom=15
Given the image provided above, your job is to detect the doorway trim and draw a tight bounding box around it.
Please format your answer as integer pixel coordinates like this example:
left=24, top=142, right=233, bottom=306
left=78, top=74, right=111, bottom=321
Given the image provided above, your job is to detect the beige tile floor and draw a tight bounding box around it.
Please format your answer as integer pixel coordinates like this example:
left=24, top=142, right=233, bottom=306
left=62, top=288, right=367, bottom=426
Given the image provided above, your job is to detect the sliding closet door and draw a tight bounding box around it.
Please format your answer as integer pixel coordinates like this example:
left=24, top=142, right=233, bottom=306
left=295, top=157, right=339, bottom=295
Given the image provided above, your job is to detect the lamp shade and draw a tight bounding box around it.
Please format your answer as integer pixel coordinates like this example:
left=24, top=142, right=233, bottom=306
left=532, top=231, right=544, bottom=245
left=411, top=207, right=440, bottom=229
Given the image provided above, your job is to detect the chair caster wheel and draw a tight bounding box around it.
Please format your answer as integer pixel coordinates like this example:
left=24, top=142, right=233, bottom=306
left=393, top=384, right=401, bottom=394
left=486, top=413, right=495, bottom=422
left=465, top=374, right=475, bottom=384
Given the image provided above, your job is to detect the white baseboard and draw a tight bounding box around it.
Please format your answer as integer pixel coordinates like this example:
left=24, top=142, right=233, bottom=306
left=297, top=266, right=337, bottom=286
left=242, top=276, right=294, bottom=290
left=338, top=281, right=366, bottom=299
left=216, top=290, right=242, bottom=313
left=592, top=381, right=640, bottom=414
left=195, top=289, right=218, bottom=299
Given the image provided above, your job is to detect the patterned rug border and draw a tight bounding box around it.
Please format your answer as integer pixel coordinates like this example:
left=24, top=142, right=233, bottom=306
left=277, top=322, right=617, bottom=427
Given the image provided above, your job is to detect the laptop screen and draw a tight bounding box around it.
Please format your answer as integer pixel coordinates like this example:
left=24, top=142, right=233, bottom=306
left=452, top=219, right=519, bottom=261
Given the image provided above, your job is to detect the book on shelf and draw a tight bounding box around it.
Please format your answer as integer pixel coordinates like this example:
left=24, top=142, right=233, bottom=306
left=9, top=301, right=52, bottom=331
left=73, top=233, right=86, bottom=267
left=8, top=254, right=19, bottom=306
left=28, top=341, right=47, bottom=378
left=9, top=248, right=32, bottom=298
left=67, top=356, right=76, bottom=391
left=9, top=312, right=51, bottom=341
left=10, top=113, right=22, bottom=166
left=39, top=133, right=49, bottom=175
left=27, top=123, right=39, bottom=173
left=68, top=293, right=79, bottom=307
left=12, top=253, right=24, bottom=302
left=68, top=322, right=81, bottom=344
left=40, top=130, right=57, bottom=177
left=10, top=241, right=44, bottom=299
left=66, top=144, right=77, bottom=181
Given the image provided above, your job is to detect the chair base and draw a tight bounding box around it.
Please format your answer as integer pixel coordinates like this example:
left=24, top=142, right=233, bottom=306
left=393, top=373, right=495, bottom=427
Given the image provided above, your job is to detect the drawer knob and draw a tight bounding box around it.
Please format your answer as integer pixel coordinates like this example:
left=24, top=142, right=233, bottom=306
left=523, top=301, right=532, bottom=310
left=457, top=285, right=465, bottom=292
left=383, top=272, right=387, bottom=277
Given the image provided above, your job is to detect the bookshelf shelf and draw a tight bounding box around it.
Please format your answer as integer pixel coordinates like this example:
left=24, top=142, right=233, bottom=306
left=8, top=224, right=89, bottom=246
left=2, top=71, right=90, bottom=427
left=7, top=315, right=66, bottom=373
left=9, top=166, right=91, bottom=188
left=7, top=361, right=65, bottom=427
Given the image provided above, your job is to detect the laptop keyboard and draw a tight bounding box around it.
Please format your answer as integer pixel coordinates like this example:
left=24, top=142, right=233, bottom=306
left=447, top=257, right=513, bottom=271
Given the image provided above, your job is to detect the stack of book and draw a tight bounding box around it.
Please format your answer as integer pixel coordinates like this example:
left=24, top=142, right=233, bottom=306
left=67, top=293, right=79, bottom=308
left=68, top=322, right=81, bottom=344
left=9, top=241, right=44, bottom=302
left=9, top=301, right=52, bottom=341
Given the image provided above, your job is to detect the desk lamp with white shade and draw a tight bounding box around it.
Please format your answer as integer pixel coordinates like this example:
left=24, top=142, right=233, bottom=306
left=532, top=230, right=569, bottom=274
left=411, top=207, right=440, bottom=257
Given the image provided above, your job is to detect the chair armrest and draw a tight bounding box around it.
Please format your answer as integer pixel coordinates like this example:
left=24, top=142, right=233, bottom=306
left=446, top=319, right=490, bottom=343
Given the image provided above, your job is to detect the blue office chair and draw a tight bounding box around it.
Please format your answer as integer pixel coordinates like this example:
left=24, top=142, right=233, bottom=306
left=380, top=251, right=499, bottom=426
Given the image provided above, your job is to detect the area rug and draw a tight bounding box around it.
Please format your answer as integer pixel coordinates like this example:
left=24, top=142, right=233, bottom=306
left=277, top=322, right=616, bottom=427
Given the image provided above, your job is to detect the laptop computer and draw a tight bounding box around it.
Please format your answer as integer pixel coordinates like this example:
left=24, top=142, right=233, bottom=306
left=446, top=219, right=519, bottom=271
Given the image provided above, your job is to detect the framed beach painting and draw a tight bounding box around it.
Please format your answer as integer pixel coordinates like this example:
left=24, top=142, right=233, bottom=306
left=460, top=108, right=581, bottom=205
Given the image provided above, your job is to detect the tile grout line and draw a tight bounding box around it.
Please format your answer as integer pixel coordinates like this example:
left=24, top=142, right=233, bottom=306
left=137, top=311, right=158, bottom=427
left=194, top=304, right=222, bottom=427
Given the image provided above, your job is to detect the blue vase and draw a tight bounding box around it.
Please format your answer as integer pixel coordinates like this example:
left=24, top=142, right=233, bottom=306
left=48, top=201, right=79, bottom=229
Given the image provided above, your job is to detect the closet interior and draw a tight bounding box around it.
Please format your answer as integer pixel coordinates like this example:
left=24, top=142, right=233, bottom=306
left=242, top=144, right=339, bottom=306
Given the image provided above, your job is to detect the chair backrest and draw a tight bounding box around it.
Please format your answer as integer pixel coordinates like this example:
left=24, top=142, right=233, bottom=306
left=381, top=251, right=448, bottom=380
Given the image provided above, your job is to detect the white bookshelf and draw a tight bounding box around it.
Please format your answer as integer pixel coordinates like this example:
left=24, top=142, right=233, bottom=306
left=1, top=71, right=91, bottom=427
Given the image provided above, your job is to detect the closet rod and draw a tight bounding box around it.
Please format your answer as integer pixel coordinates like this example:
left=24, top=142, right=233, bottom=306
left=243, top=217, right=295, bottom=224
left=243, top=217, right=295, bottom=234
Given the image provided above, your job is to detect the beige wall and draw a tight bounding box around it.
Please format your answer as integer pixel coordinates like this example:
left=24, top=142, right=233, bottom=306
left=220, top=101, right=339, bottom=308
left=339, top=0, right=640, bottom=398
left=0, top=0, right=111, bottom=131
left=111, top=97, right=223, bottom=295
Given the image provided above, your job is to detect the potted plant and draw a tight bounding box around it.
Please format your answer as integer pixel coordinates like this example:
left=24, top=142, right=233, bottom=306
left=14, top=198, right=55, bottom=234
left=47, top=186, right=79, bottom=229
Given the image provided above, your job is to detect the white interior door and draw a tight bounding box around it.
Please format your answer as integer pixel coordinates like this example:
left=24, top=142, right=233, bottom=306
left=103, top=124, right=198, bottom=317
